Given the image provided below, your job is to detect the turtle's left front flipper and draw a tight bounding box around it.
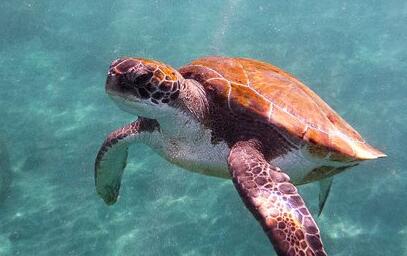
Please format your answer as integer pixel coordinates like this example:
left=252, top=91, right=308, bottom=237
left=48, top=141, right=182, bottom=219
left=95, top=117, right=159, bottom=205
left=228, top=140, right=327, bottom=256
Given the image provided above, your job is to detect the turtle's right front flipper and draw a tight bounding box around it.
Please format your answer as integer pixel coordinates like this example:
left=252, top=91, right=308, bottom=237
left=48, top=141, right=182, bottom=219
left=228, top=141, right=327, bottom=256
left=95, top=117, right=159, bottom=205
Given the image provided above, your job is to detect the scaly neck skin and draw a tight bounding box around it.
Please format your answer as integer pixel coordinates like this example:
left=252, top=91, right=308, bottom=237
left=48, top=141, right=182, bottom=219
left=179, top=79, right=209, bottom=123
left=157, top=79, right=209, bottom=138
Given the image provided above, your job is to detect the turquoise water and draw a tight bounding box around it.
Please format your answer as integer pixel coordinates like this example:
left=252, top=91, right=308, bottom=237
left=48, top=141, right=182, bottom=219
left=0, top=0, right=406, bottom=255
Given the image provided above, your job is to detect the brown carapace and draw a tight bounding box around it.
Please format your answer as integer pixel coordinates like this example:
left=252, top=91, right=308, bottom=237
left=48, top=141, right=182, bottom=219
left=95, top=56, right=385, bottom=256
left=179, top=56, right=385, bottom=161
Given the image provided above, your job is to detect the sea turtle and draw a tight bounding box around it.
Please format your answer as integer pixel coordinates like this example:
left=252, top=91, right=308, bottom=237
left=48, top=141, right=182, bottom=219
left=95, top=56, right=385, bottom=256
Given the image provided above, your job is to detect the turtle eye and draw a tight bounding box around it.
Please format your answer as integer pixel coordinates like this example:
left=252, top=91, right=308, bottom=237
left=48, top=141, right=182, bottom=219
left=134, top=72, right=153, bottom=85
left=124, top=70, right=153, bottom=87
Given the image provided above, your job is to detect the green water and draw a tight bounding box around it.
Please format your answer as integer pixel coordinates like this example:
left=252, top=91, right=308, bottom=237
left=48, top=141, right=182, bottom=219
left=0, top=0, right=405, bottom=255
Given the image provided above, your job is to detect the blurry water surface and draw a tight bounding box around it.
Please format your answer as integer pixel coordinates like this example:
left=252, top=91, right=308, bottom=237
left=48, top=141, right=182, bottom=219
left=0, top=0, right=406, bottom=255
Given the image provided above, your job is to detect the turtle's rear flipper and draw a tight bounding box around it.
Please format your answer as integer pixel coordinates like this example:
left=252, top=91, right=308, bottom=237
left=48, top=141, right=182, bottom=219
left=94, top=118, right=159, bottom=205
left=318, top=176, right=333, bottom=217
left=227, top=140, right=327, bottom=256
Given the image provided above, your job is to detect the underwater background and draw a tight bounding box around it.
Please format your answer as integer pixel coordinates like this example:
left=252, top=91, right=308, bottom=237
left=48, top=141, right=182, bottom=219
left=0, top=0, right=406, bottom=255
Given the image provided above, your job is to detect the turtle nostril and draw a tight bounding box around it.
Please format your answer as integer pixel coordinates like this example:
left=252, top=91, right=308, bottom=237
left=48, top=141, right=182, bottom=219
left=108, top=64, right=125, bottom=78
left=106, top=73, right=120, bottom=92
left=110, top=57, right=127, bottom=68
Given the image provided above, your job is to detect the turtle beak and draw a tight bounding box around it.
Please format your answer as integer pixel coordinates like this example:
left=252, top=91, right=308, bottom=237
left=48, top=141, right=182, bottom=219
left=105, top=72, right=120, bottom=96
left=104, top=72, right=145, bottom=114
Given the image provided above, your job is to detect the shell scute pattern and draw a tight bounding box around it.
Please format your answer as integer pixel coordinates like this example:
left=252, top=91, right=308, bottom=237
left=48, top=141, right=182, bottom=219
left=229, top=83, right=270, bottom=116
left=180, top=56, right=385, bottom=160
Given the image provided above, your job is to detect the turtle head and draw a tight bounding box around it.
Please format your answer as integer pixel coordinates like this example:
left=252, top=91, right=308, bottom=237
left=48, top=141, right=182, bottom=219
left=106, top=57, right=183, bottom=118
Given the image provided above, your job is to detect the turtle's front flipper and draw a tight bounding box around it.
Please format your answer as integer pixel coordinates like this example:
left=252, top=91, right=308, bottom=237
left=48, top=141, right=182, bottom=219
left=95, top=117, right=159, bottom=205
left=228, top=140, right=327, bottom=256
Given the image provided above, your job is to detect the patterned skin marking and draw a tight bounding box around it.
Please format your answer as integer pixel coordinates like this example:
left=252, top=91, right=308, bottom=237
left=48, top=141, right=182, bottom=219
left=95, top=117, right=159, bottom=204
left=97, top=56, right=385, bottom=256
left=108, top=58, right=181, bottom=105
left=228, top=140, right=327, bottom=256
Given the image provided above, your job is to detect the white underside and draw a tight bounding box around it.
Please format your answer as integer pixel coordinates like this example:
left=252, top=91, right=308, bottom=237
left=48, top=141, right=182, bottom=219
left=149, top=112, right=231, bottom=179
left=146, top=110, right=351, bottom=184
left=158, top=139, right=349, bottom=184
left=270, top=147, right=349, bottom=184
